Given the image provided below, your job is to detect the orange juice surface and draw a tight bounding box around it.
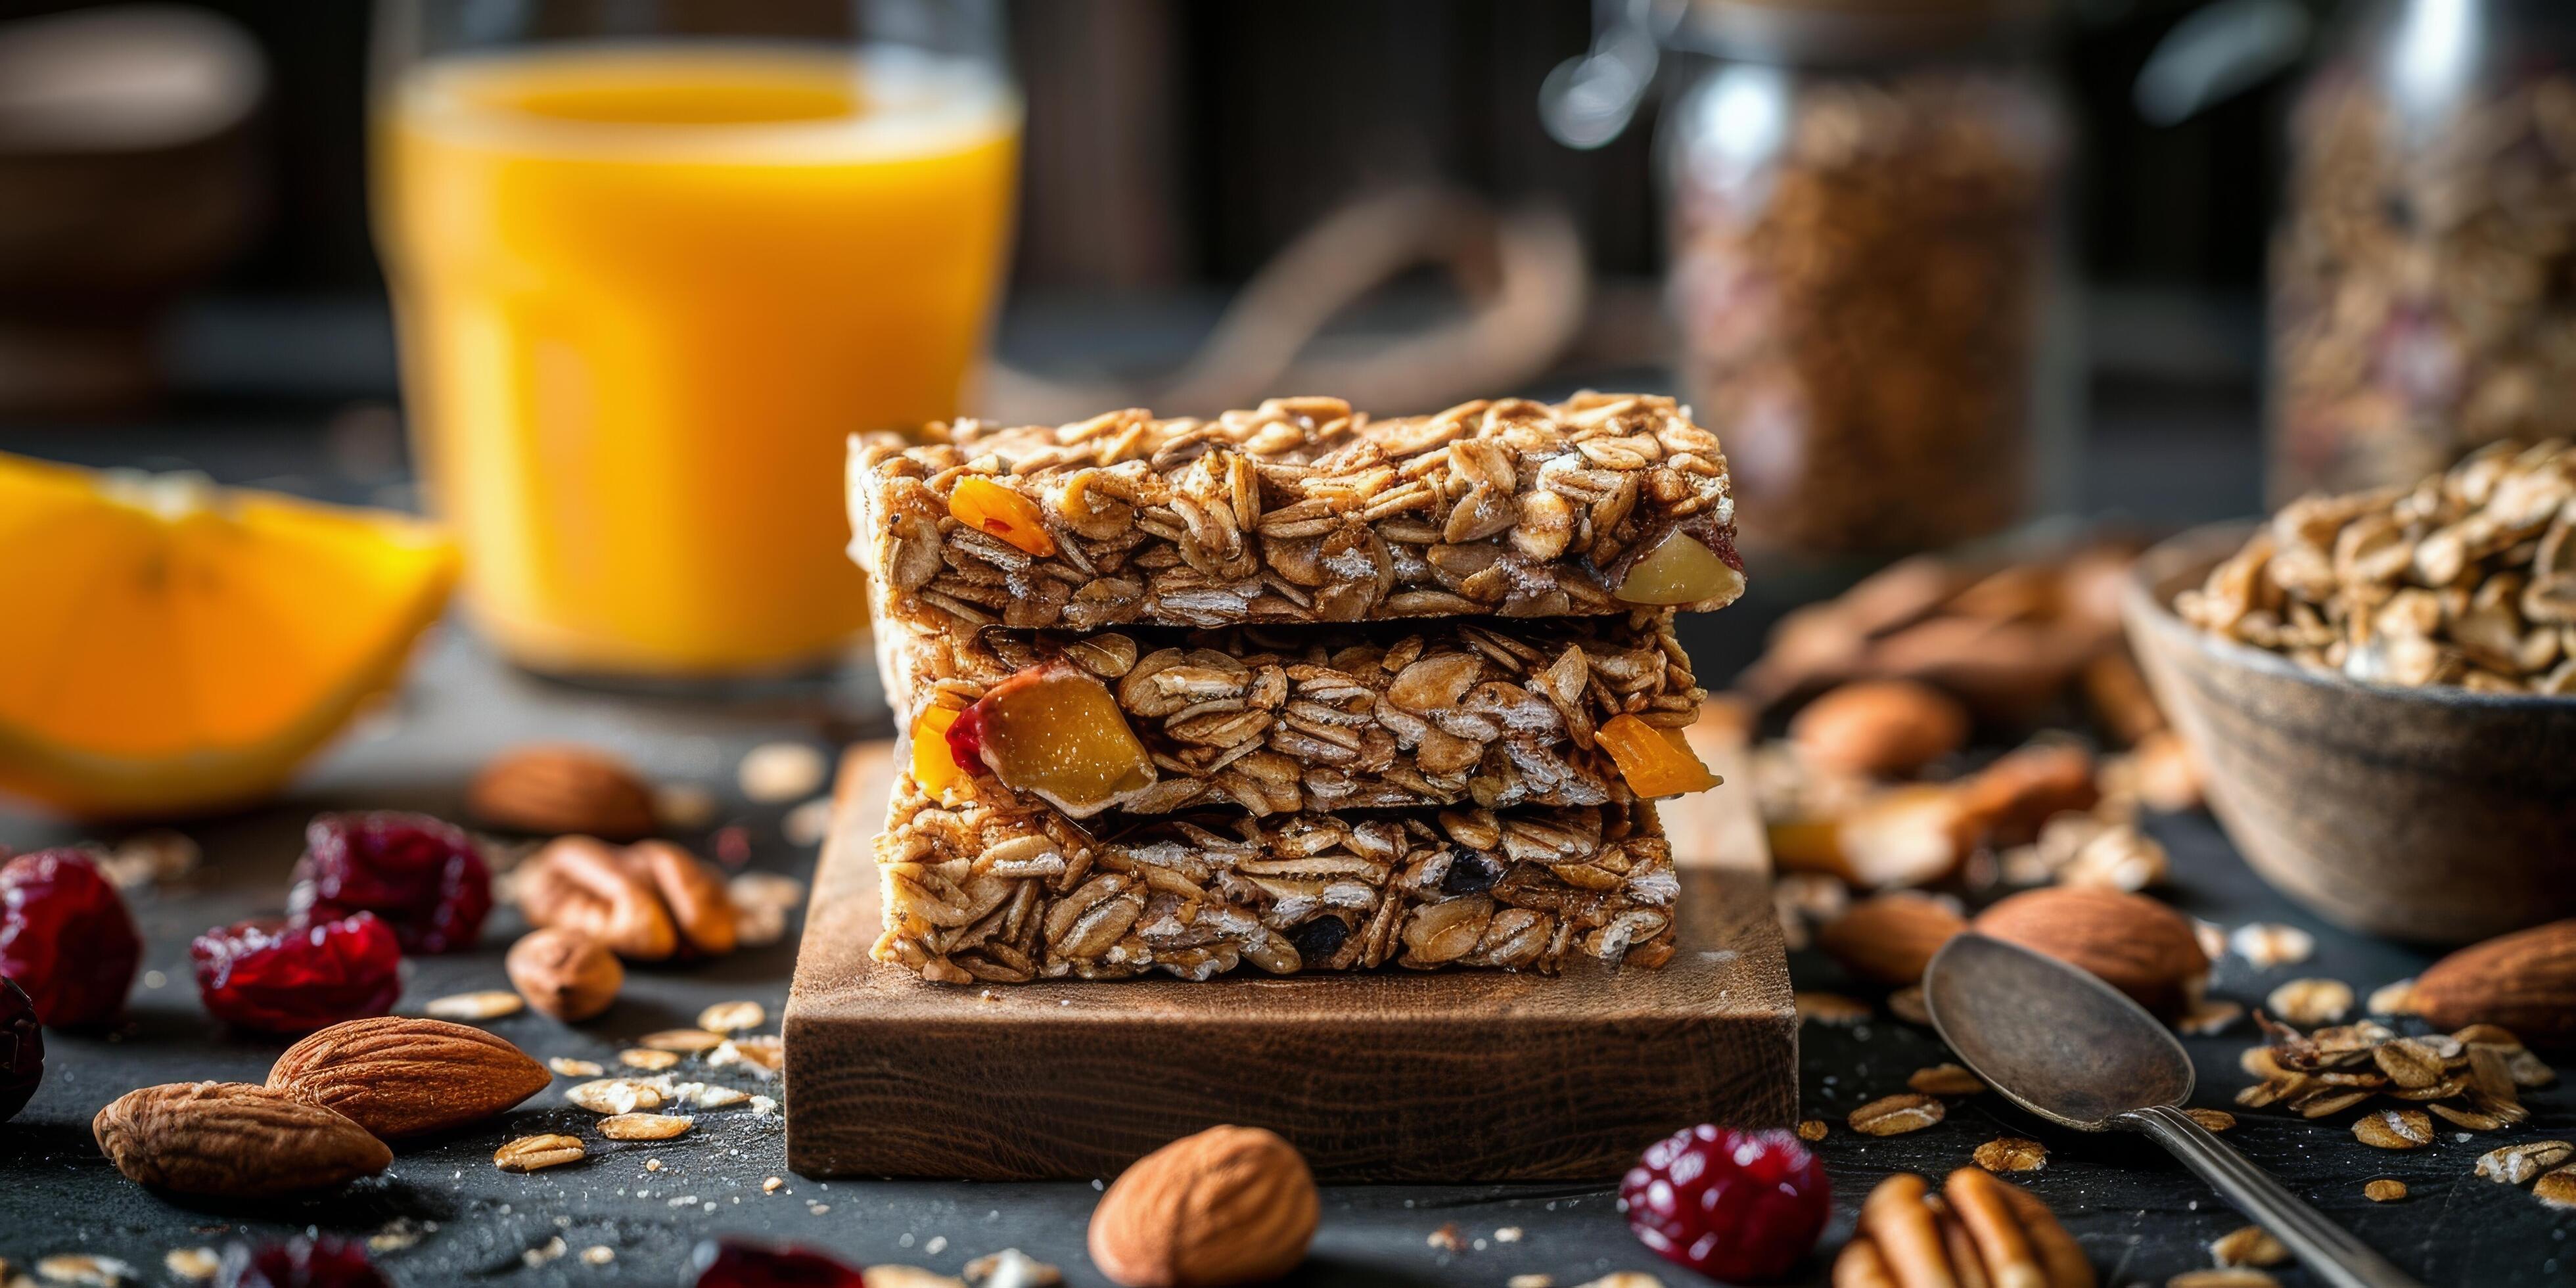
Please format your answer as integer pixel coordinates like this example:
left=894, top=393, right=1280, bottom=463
left=377, top=44, right=1019, bottom=677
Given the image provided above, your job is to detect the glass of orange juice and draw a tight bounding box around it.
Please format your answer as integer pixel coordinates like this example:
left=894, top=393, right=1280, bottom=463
left=371, top=0, right=1019, bottom=682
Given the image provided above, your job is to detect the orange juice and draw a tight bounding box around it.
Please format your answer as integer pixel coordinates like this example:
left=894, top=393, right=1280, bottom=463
left=376, top=44, right=1019, bottom=678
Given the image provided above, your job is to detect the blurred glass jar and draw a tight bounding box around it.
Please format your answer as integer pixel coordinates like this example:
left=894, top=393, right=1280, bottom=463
left=2268, top=0, right=2576, bottom=502
left=1656, top=0, right=2071, bottom=557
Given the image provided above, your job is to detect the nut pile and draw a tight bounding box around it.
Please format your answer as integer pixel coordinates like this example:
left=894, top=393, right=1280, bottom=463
left=2177, top=439, right=2576, bottom=692
left=2272, top=70, right=2576, bottom=500
left=1667, top=70, right=2065, bottom=554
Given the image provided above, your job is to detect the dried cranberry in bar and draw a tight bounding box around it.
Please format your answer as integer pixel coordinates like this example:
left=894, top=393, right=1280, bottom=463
left=947, top=663, right=1155, bottom=817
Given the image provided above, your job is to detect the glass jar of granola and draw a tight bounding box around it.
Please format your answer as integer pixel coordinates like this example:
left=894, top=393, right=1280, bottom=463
left=2270, top=0, right=2576, bottom=502
left=1659, top=0, right=2071, bottom=557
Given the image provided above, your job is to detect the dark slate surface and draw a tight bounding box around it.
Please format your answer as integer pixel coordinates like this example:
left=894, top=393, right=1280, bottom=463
left=1, top=632, right=2568, bottom=1288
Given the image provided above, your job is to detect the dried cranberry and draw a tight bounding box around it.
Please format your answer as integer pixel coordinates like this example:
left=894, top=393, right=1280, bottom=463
left=1440, top=847, right=1504, bottom=896
left=0, top=975, right=41, bottom=1121
left=193, top=913, right=402, bottom=1034
left=0, top=848, right=143, bottom=1026
left=289, top=811, right=491, bottom=954
left=1620, top=1124, right=1830, bottom=1283
left=692, top=1239, right=865, bottom=1287
left=217, top=1235, right=390, bottom=1288
left=1288, top=916, right=1350, bottom=963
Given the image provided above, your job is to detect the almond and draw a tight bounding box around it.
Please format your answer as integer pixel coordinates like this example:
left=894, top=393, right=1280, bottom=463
left=2411, top=919, right=2576, bottom=1049
left=1791, top=680, right=1969, bottom=777
left=469, top=744, right=656, bottom=840
left=94, top=1082, right=390, bottom=1195
left=1953, top=741, right=2099, bottom=847
left=1817, top=893, right=1967, bottom=986
left=267, top=1016, right=551, bottom=1138
left=1972, top=886, right=2209, bottom=1018
left=507, top=927, right=624, bottom=1021
left=1088, top=1125, right=1318, bottom=1288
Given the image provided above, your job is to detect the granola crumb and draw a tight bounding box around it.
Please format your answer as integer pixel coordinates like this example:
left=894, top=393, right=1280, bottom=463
left=1795, top=1119, right=1829, bottom=1142
left=764, top=1176, right=784, bottom=1193
left=2364, top=1179, right=2408, bottom=1202
left=1427, top=1222, right=1465, bottom=1253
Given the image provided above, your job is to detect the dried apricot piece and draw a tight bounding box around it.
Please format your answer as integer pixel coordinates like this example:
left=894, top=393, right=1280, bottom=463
left=1597, top=714, right=1720, bottom=797
left=909, top=706, right=971, bottom=797
left=947, top=476, right=1057, bottom=557
left=1615, top=530, right=1744, bottom=606
left=950, top=664, right=1156, bottom=817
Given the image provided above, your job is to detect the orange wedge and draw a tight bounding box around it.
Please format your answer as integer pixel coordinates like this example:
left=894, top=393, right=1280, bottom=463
left=0, top=453, right=457, bottom=819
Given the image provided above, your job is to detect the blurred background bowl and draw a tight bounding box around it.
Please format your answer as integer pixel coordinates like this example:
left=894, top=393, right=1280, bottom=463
left=2123, top=522, right=2576, bottom=945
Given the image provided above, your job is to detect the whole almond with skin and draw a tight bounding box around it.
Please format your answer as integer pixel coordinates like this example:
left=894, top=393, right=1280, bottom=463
left=95, top=1082, right=390, bottom=1195
left=1088, top=1125, right=1318, bottom=1288
left=267, top=1016, right=551, bottom=1138
left=1818, top=893, right=1968, bottom=986
left=469, top=744, right=656, bottom=840
left=2410, top=919, right=2576, bottom=1049
left=1954, top=741, right=2099, bottom=848
left=1791, top=679, right=1970, bottom=777
left=1973, top=886, right=2209, bottom=1018
left=507, top=927, right=623, bottom=1021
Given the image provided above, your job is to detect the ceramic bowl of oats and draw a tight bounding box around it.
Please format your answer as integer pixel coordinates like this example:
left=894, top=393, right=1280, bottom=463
left=2120, top=444, right=2576, bottom=945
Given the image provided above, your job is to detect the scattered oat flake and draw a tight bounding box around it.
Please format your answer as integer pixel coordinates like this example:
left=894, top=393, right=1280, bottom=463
left=566, top=1079, right=664, bottom=1115
left=425, top=990, right=524, bottom=1021
left=1796, top=1118, right=1829, bottom=1142
left=750, top=1094, right=779, bottom=1116
left=620, top=1047, right=681, bottom=1072
left=2475, top=1140, right=2573, bottom=1184
left=1973, top=1136, right=2046, bottom=1172
left=2167, top=1272, right=2280, bottom=1288
left=1795, top=990, right=1870, bottom=1024
left=2211, top=1226, right=2288, bottom=1268
left=2179, top=1000, right=2245, bottom=1036
left=865, top=1270, right=961, bottom=1288
left=2186, top=1108, right=2238, bottom=1133
left=645, top=1159, right=664, bottom=1172
left=522, top=1236, right=566, bottom=1268
left=1907, top=1063, right=1986, bottom=1096
left=495, top=1134, right=586, bottom=1172
left=764, top=1176, right=785, bottom=1193
left=163, top=1249, right=219, bottom=1283
left=640, top=1027, right=727, bottom=1053
left=710, top=1035, right=785, bottom=1077
left=2364, top=1179, right=2408, bottom=1202
left=1427, top=1222, right=1465, bottom=1253
left=699, top=1000, right=766, bottom=1033
left=1507, top=1277, right=1556, bottom=1288
left=2193, top=918, right=2228, bottom=963
left=2228, top=923, right=2314, bottom=968
left=1571, top=1276, right=1665, bottom=1288
left=690, top=1084, right=752, bottom=1109
left=599, top=1112, right=693, bottom=1141
left=654, top=781, right=720, bottom=830
left=2266, top=978, right=2354, bottom=1026
left=581, top=1246, right=615, bottom=1266
left=740, top=741, right=827, bottom=802
left=2366, top=978, right=2420, bottom=1016
left=37, top=1254, right=137, bottom=1286
left=1849, top=1092, right=1944, bottom=1136
left=1493, top=1226, right=1524, bottom=1243
left=1885, top=986, right=1931, bottom=1025
left=2537, top=1170, right=2576, bottom=1209
left=963, top=1249, right=1063, bottom=1288
left=2353, top=1108, right=2435, bottom=1150
left=783, top=796, right=835, bottom=847
left=549, top=1057, right=605, bottom=1078
left=367, top=1220, right=425, bottom=1253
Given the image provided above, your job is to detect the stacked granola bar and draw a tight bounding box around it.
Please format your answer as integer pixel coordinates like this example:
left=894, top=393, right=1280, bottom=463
left=845, top=394, right=1744, bottom=982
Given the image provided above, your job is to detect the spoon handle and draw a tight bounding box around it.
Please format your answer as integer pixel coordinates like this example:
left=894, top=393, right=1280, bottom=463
left=2121, top=1104, right=2424, bottom=1288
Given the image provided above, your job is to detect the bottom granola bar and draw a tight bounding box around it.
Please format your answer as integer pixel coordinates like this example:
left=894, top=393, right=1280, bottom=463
left=871, top=780, right=1676, bottom=983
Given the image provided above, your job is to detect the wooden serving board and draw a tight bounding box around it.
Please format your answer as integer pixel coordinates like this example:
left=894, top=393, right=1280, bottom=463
left=781, top=727, right=1793, bottom=1182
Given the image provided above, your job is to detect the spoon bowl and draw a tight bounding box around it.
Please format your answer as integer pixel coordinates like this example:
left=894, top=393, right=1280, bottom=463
left=1922, top=932, right=2193, bottom=1129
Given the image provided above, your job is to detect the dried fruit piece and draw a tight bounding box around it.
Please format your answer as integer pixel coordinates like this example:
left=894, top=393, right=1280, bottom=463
left=506, top=927, right=623, bottom=1022
left=94, top=1082, right=390, bottom=1195
left=691, top=1241, right=865, bottom=1288
left=1849, top=1093, right=1945, bottom=1136
left=1613, top=529, right=1745, bottom=607
left=288, top=812, right=492, bottom=955
left=2364, top=1179, right=2407, bottom=1202
left=0, top=975, right=43, bottom=1122
left=494, top=1134, right=586, bottom=1172
left=949, top=475, right=1057, bottom=557
left=1088, top=1124, right=1318, bottom=1288
left=266, top=1016, right=551, bottom=1138
left=909, top=706, right=974, bottom=796
left=1594, top=714, right=1720, bottom=798
left=191, top=914, right=402, bottom=1035
left=0, top=848, right=143, bottom=1026
left=213, top=1236, right=390, bottom=1288
left=1619, top=1125, right=1829, bottom=1283
left=2353, top=1107, right=2435, bottom=1149
left=950, top=664, right=1157, bottom=817
left=1973, top=1136, right=2046, bottom=1173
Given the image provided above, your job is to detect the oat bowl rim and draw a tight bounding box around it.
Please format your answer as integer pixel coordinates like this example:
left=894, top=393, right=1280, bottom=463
left=2120, top=520, right=2576, bottom=945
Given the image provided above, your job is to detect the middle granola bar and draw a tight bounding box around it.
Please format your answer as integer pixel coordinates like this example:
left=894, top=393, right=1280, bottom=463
left=879, top=610, right=1706, bottom=817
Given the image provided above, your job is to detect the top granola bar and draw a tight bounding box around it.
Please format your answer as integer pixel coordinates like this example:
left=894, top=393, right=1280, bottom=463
left=846, top=392, right=1743, bottom=632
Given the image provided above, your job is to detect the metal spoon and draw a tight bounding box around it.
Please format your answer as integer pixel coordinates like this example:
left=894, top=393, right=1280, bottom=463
left=1923, top=934, right=2424, bottom=1288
